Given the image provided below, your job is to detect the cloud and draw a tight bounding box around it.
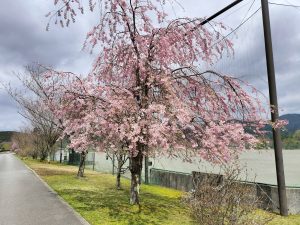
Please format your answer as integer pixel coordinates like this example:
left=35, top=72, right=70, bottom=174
left=0, top=0, right=95, bottom=67
left=0, top=0, right=97, bottom=131
left=0, top=90, right=27, bottom=131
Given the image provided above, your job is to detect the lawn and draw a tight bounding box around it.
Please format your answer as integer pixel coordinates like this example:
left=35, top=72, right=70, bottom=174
left=21, top=158, right=300, bottom=225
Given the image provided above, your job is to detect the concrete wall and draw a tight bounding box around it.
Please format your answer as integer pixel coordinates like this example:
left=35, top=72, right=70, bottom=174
left=150, top=168, right=300, bottom=215
left=255, top=183, right=300, bottom=214
left=286, top=187, right=300, bottom=214
left=85, top=151, right=113, bottom=173
left=51, top=149, right=68, bottom=162
left=148, top=150, right=300, bottom=186
left=53, top=150, right=95, bottom=165
left=150, top=168, right=193, bottom=191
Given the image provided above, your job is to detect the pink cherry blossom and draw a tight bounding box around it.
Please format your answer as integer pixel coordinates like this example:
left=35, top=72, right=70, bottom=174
left=43, top=0, right=278, bottom=204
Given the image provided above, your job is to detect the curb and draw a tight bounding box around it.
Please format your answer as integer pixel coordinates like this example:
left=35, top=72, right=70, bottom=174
left=19, top=156, right=91, bottom=225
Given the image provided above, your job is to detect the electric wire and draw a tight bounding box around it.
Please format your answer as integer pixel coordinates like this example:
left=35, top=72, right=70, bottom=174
left=203, top=6, right=261, bottom=54
left=241, top=0, right=257, bottom=23
left=218, top=0, right=255, bottom=21
left=284, top=0, right=300, bottom=11
left=268, top=2, right=300, bottom=8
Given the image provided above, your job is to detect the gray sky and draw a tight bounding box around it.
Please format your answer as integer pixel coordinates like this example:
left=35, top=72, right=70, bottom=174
left=0, top=0, right=299, bottom=131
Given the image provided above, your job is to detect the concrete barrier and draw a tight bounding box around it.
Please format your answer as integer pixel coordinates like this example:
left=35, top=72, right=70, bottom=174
left=255, top=183, right=300, bottom=214
left=150, top=168, right=193, bottom=191
left=150, top=168, right=300, bottom=214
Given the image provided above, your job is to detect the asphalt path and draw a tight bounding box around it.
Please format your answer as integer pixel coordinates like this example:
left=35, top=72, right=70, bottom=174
left=90, top=150, right=300, bottom=187
left=0, top=152, right=89, bottom=225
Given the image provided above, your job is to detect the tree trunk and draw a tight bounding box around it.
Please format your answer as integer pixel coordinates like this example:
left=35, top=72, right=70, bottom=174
left=59, top=151, right=63, bottom=163
left=129, top=150, right=143, bottom=205
left=77, top=151, right=87, bottom=177
left=116, top=172, right=121, bottom=190
left=47, top=152, right=50, bottom=163
left=40, top=149, right=47, bottom=161
left=116, top=156, right=122, bottom=190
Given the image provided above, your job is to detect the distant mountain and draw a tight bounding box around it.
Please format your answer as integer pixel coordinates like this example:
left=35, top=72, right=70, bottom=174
left=264, top=114, right=300, bottom=135
left=280, top=114, right=300, bottom=134
left=0, top=131, right=17, bottom=143
left=261, top=114, right=300, bottom=149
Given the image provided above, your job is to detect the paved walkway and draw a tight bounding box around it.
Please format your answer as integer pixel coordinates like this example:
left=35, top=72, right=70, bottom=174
left=0, top=152, right=89, bottom=225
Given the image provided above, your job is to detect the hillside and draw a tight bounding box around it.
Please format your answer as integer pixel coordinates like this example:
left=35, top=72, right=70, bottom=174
left=264, top=114, right=300, bottom=135
left=280, top=114, right=300, bottom=134
left=0, top=131, right=16, bottom=143
left=261, top=114, right=300, bottom=149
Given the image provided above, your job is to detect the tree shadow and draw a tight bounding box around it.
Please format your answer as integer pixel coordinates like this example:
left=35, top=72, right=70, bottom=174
left=58, top=186, right=186, bottom=225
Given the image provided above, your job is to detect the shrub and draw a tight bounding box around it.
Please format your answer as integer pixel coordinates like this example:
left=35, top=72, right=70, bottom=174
left=183, top=166, right=273, bottom=225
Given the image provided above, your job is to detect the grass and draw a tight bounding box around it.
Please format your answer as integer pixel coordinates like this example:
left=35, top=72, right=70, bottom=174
left=22, top=158, right=195, bottom=225
left=21, top=158, right=300, bottom=225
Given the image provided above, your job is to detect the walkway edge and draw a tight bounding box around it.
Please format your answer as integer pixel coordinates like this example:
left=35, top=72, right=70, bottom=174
left=18, top=157, right=91, bottom=225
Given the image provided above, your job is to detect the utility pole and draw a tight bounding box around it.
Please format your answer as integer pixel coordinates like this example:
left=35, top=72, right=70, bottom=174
left=198, top=0, right=289, bottom=215
left=261, top=0, right=288, bottom=216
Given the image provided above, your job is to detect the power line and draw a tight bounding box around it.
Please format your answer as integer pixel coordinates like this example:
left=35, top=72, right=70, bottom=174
left=222, top=6, right=260, bottom=40
left=205, top=7, right=261, bottom=53
left=241, top=0, right=257, bottom=23
left=269, top=2, right=300, bottom=8
left=204, top=0, right=258, bottom=55
left=199, top=0, right=245, bottom=26
left=284, top=0, right=300, bottom=11
left=218, top=0, right=255, bottom=21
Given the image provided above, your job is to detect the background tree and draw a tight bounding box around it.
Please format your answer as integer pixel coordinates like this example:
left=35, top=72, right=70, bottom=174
left=5, top=65, right=62, bottom=161
left=281, top=130, right=300, bottom=149
left=11, top=127, right=37, bottom=158
left=106, top=147, right=129, bottom=190
left=44, top=0, right=270, bottom=205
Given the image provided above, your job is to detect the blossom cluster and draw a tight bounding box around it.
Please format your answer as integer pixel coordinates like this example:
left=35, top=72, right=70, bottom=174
left=43, top=0, right=274, bottom=164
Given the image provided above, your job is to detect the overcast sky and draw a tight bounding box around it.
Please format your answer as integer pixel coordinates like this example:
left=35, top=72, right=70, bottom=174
left=0, top=0, right=299, bottom=131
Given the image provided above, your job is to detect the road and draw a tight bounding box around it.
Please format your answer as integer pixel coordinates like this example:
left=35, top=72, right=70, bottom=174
left=0, top=152, right=89, bottom=225
left=89, top=150, right=300, bottom=187
left=149, top=150, right=300, bottom=187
